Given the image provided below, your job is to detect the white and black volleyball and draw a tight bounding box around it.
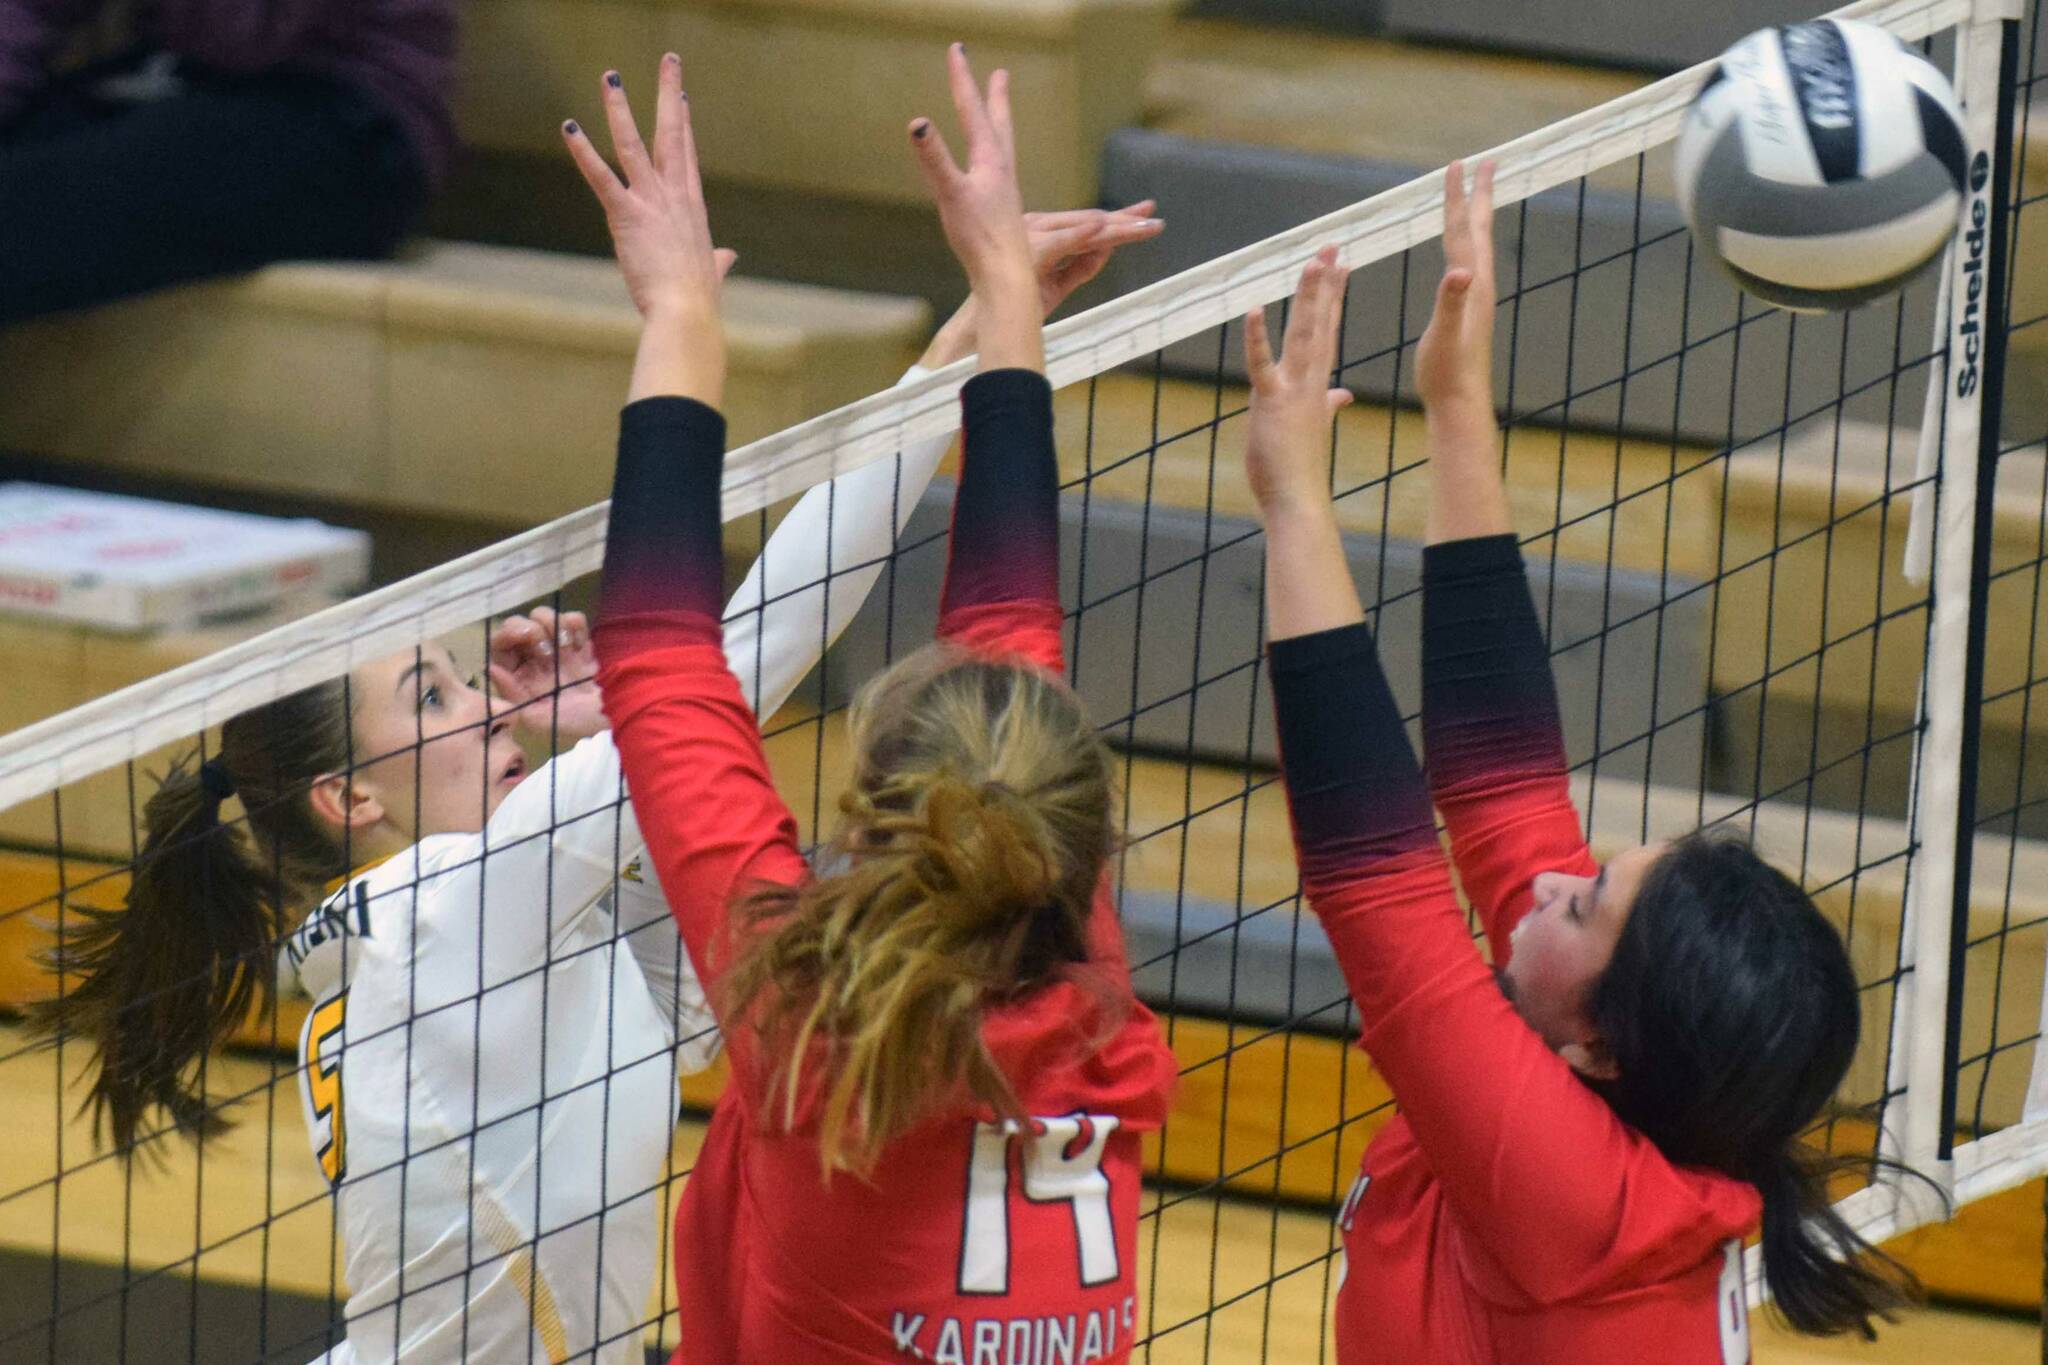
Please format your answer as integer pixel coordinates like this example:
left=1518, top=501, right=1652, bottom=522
left=1674, top=19, right=1970, bottom=312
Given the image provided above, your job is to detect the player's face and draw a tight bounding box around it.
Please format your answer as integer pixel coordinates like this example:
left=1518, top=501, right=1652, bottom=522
left=1500, top=841, right=1667, bottom=1071
left=348, top=644, right=527, bottom=840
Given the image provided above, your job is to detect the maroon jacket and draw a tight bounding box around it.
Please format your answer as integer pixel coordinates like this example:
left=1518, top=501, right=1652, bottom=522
left=0, top=0, right=456, bottom=184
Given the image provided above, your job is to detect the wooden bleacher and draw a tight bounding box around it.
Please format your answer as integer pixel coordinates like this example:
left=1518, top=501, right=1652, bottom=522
left=0, top=243, right=929, bottom=528
left=458, top=0, right=1177, bottom=212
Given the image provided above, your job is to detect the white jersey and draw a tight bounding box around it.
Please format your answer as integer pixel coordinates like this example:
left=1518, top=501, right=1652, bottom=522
left=283, top=734, right=708, bottom=1363
left=282, top=364, right=954, bottom=1364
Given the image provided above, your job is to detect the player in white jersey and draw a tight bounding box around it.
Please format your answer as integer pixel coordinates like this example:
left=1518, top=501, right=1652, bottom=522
left=37, top=181, right=1160, bottom=1363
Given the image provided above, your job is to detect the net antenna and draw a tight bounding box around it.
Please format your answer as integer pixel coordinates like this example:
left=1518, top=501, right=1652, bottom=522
left=1877, top=0, right=2029, bottom=1239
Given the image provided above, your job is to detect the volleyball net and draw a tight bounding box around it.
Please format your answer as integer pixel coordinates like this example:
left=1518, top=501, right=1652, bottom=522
left=0, top=0, right=2041, bottom=1357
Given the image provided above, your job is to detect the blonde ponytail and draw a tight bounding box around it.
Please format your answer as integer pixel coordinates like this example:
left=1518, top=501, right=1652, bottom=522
left=723, top=645, right=1116, bottom=1178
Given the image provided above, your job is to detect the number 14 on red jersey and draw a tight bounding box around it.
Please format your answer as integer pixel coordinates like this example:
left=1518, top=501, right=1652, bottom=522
left=888, top=1113, right=1136, bottom=1364
left=959, top=1113, right=1121, bottom=1295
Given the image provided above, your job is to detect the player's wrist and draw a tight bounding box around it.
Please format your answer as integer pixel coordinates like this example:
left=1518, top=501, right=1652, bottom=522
left=1256, top=478, right=1339, bottom=528
left=969, top=258, right=1039, bottom=314
left=921, top=301, right=978, bottom=370
left=1424, top=392, right=1497, bottom=439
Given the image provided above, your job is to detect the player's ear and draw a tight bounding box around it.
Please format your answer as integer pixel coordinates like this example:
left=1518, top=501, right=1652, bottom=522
left=1559, top=1035, right=1619, bottom=1083
left=309, top=770, right=384, bottom=835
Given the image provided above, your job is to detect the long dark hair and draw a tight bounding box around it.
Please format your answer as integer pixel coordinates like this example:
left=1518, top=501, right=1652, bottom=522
left=722, top=644, right=1118, bottom=1178
left=33, top=682, right=355, bottom=1153
left=1587, top=830, right=1922, bottom=1338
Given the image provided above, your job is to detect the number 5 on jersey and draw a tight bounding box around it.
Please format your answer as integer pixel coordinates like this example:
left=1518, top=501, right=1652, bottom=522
left=298, top=992, right=349, bottom=1184
left=958, top=1114, right=1119, bottom=1295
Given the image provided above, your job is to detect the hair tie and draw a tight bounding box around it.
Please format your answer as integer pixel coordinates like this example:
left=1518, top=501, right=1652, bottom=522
left=198, top=759, right=237, bottom=804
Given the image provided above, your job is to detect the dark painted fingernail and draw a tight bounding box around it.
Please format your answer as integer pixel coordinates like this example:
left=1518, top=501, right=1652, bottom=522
left=605, top=70, right=621, bottom=88
left=563, top=119, right=579, bottom=135
left=912, top=119, right=929, bottom=139
left=681, top=91, right=689, bottom=102
left=665, top=52, right=680, bottom=66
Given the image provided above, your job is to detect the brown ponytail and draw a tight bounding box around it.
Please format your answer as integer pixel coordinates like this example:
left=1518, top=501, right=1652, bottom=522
left=722, top=645, right=1117, bottom=1178
left=33, top=681, right=354, bottom=1154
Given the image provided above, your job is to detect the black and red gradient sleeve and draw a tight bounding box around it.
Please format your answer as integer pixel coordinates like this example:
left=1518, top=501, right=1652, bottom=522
left=1420, top=535, right=1595, bottom=954
left=1267, top=605, right=1702, bottom=1287
left=1267, top=619, right=1469, bottom=1026
left=936, top=369, right=1065, bottom=675
left=593, top=396, right=806, bottom=1046
left=595, top=397, right=729, bottom=657
left=1268, top=623, right=1440, bottom=885
left=932, top=367, right=1143, bottom=982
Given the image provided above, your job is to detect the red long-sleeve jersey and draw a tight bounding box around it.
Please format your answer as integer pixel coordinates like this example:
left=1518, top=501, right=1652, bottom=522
left=1268, top=536, right=1761, bottom=1365
left=595, top=374, right=1177, bottom=1364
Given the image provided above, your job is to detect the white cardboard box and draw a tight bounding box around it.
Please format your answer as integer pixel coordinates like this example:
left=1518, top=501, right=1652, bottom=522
left=0, top=483, right=370, bottom=630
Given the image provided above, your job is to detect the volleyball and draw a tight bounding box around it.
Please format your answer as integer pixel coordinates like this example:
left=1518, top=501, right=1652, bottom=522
left=1674, top=19, right=1971, bottom=311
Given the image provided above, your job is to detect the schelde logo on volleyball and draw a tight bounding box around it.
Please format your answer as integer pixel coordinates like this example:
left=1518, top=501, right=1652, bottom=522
left=1956, top=149, right=1992, bottom=400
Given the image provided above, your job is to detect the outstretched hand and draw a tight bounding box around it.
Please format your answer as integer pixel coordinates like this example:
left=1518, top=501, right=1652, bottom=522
left=1415, top=159, right=1512, bottom=543
left=1243, top=246, right=1355, bottom=514
left=1024, top=202, right=1162, bottom=315
left=908, top=44, right=1033, bottom=294
left=562, top=56, right=735, bottom=322
left=920, top=202, right=1165, bottom=370
left=563, top=55, right=736, bottom=405
left=907, top=44, right=1041, bottom=372
left=1415, top=159, right=1497, bottom=414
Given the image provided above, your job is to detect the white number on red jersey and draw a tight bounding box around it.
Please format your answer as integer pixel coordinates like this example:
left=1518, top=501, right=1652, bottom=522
left=958, top=1113, right=1119, bottom=1295
left=1718, top=1240, right=1751, bottom=1365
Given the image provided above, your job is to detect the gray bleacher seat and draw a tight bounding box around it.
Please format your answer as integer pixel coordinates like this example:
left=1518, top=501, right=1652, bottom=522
left=1122, top=885, right=1354, bottom=1029
left=1095, top=129, right=1945, bottom=455
left=819, top=482, right=1710, bottom=789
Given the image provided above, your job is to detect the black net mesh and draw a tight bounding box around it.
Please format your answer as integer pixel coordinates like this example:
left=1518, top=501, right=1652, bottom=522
left=0, top=7, right=2039, bottom=1361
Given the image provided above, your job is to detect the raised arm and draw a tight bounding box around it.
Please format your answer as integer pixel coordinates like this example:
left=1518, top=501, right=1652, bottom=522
left=1244, top=245, right=1457, bottom=1002
left=909, top=47, right=1152, bottom=980
left=1415, top=162, right=1594, bottom=950
left=723, top=204, right=1162, bottom=717
left=568, top=59, right=805, bottom=991
left=1252, top=253, right=1720, bottom=1293
left=1270, top=621, right=1722, bottom=1297
left=1243, top=247, right=1361, bottom=642
left=910, top=44, right=1065, bottom=675
left=936, top=368, right=1064, bottom=672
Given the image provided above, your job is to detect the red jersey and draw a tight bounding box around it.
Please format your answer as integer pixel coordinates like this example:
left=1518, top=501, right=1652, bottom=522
left=1267, top=536, right=1761, bottom=1365
left=596, top=376, right=1178, bottom=1364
